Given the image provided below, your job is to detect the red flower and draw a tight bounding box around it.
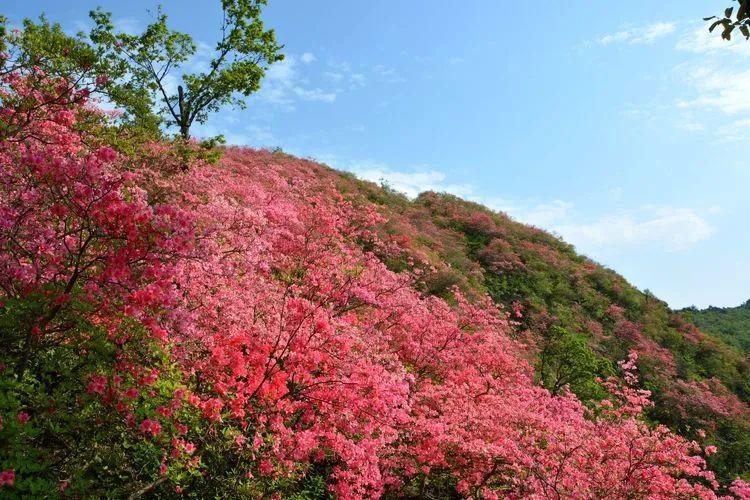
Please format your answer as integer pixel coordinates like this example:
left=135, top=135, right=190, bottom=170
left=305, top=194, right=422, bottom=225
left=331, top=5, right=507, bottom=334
left=139, top=418, right=162, bottom=437
left=0, top=471, right=14, bottom=486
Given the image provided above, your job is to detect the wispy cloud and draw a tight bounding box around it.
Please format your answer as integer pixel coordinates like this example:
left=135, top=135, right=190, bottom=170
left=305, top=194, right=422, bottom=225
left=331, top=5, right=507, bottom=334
left=373, top=64, right=406, bottom=83
left=323, top=60, right=368, bottom=88
left=484, top=198, right=714, bottom=253
left=306, top=155, right=472, bottom=199
left=355, top=166, right=473, bottom=198
left=672, top=20, right=750, bottom=119
left=192, top=120, right=278, bottom=147
left=604, top=21, right=750, bottom=139
left=598, top=22, right=676, bottom=45
left=676, top=24, right=750, bottom=56
left=554, top=206, right=714, bottom=252
left=113, top=17, right=141, bottom=35
left=669, top=23, right=750, bottom=140
left=300, top=52, right=317, bottom=64
left=292, top=87, right=336, bottom=103
left=677, top=64, right=750, bottom=115
left=256, top=54, right=339, bottom=110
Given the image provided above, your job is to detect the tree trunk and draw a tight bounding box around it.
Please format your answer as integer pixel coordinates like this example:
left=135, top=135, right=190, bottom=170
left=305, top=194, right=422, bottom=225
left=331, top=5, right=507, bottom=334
left=177, top=85, right=190, bottom=171
left=177, top=85, right=190, bottom=140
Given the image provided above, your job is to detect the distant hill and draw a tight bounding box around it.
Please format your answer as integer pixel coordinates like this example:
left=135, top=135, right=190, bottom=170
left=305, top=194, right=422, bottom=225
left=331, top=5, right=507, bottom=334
left=681, top=300, right=750, bottom=353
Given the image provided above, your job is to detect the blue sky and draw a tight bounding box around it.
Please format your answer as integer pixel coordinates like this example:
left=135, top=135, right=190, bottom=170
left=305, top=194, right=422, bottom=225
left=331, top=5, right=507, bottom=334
left=8, top=1, right=750, bottom=308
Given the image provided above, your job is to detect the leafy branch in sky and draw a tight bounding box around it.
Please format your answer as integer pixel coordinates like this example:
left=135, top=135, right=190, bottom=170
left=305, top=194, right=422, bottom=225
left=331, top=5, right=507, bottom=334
left=705, top=0, right=750, bottom=40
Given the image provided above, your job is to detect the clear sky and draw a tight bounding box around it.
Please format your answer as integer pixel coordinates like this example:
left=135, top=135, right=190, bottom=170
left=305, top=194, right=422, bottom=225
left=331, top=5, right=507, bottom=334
left=7, top=1, right=750, bottom=309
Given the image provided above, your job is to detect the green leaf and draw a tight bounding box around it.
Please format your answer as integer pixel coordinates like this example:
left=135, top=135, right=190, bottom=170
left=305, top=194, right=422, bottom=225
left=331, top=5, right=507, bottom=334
left=722, top=21, right=736, bottom=40
left=726, top=7, right=734, bottom=18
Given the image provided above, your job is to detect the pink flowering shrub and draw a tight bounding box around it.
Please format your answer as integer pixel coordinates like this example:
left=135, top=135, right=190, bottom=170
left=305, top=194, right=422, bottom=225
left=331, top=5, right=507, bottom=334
left=731, top=479, right=750, bottom=499
left=0, top=73, right=747, bottom=498
left=0, top=71, right=198, bottom=496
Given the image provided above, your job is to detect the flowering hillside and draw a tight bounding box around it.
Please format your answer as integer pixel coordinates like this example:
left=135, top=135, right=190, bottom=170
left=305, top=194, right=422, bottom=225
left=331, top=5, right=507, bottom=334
left=1, top=74, right=749, bottom=499
left=329, top=173, right=750, bottom=488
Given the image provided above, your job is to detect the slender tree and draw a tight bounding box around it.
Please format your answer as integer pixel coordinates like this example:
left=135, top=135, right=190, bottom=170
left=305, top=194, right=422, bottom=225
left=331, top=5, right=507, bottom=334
left=89, top=0, right=283, bottom=140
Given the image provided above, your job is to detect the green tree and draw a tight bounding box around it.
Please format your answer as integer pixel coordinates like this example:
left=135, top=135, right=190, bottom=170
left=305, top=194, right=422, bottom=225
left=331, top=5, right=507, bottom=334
left=88, top=0, right=283, bottom=140
left=537, top=326, right=610, bottom=402
left=0, top=14, right=158, bottom=137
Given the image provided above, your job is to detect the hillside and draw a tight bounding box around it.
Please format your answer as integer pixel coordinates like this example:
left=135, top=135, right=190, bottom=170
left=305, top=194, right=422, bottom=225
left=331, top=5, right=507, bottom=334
left=681, top=301, right=750, bottom=353
left=320, top=156, right=750, bottom=485
left=192, top=146, right=750, bottom=485
left=238, top=148, right=750, bottom=486
left=2, top=75, right=749, bottom=497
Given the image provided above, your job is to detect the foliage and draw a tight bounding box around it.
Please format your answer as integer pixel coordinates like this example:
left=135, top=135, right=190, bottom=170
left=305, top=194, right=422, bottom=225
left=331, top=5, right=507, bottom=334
left=681, top=300, right=750, bottom=353
left=705, top=1, right=750, bottom=40
left=339, top=188, right=750, bottom=485
left=537, top=325, right=612, bottom=402
left=2, top=0, right=283, bottom=143
left=88, top=0, right=283, bottom=139
left=0, top=14, right=227, bottom=172
left=0, top=14, right=159, bottom=136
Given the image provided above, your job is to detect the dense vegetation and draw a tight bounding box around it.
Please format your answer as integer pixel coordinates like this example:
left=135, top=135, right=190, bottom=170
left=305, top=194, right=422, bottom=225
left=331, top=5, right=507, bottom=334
left=1, top=69, right=749, bottom=498
left=681, top=301, right=750, bottom=353
left=332, top=178, right=750, bottom=489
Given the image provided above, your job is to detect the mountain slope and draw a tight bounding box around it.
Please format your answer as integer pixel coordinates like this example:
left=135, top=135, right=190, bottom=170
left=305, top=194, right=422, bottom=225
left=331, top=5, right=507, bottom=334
left=301, top=153, right=750, bottom=483
left=681, top=301, right=750, bottom=353
left=3, top=102, right=749, bottom=496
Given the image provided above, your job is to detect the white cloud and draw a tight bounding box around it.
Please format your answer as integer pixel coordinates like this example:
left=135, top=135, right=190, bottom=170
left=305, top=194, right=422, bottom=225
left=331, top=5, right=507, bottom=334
left=676, top=24, right=750, bottom=56
left=192, top=121, right=278, bottom=146
left=113, top=17, right=140, bottom=35
left=324, top=61, right=368, bottom=88
left=300, top=52, right=317, bottom=64
left=257, top=55, right=338, bottom=110
left=677, top=121, right=705, bottom=132
left=373, top=64, right=406, bottom=83
left=480, top=199, right=714, bottom=253
left=324, top=71, right=344, bottom=82
left=673, top=27, right=750, bottom=139
left=349, top=73, right=366, bottom=87
left=479, top=198, right=573, bottom=227
left=608, top=187, right=624, bottom=200
left=305, top=155, right=472, bottom=199
left=265, top=56, right=297, bottom=85
left=626, top=23, right=750, bottom=139
left=599, top=22, right=676, bottom=45
left=293, top=87, right=336, bottom=102
left=519, top=200, right=576, bottom=227
left=678, top=64, right=750, bottom=115
left=555, top=207, right=714, bottom=252
left=354, top=165, right=473, bottom=199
